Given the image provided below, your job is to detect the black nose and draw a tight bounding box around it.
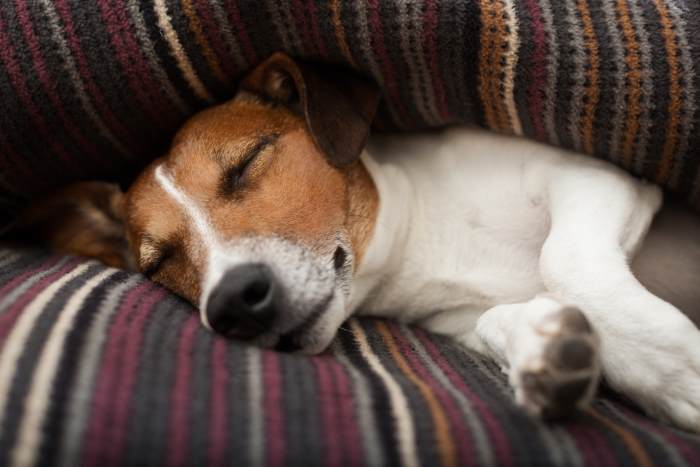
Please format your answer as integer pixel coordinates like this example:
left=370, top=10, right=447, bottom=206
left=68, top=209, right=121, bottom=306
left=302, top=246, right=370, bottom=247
left=206, top=263, right=278, bottom=339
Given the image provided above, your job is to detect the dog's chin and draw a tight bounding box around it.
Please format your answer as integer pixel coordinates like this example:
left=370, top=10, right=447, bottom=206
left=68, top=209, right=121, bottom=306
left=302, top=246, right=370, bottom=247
left=258, top=291, right=347, bottom=354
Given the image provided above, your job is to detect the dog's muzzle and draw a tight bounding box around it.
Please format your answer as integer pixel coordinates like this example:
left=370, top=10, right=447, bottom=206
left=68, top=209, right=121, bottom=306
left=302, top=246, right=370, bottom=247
left=205, top=263, right=280, bottom=339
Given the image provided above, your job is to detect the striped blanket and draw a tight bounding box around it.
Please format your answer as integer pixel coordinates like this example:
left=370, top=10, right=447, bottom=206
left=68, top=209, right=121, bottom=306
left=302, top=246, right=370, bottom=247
left=1, top=0, right=700, bottom=226
left=3, top=1, right=700, bottom=465
left=1, top=248, right=699, bottom=467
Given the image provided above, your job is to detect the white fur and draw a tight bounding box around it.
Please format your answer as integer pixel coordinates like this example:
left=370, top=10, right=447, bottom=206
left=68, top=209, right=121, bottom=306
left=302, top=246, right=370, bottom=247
left=351, top=127, right=700, bottom=431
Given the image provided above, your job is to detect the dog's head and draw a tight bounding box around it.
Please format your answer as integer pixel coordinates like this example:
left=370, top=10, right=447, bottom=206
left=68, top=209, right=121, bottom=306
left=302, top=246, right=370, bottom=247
left=17, top=53, right=380, bottom=353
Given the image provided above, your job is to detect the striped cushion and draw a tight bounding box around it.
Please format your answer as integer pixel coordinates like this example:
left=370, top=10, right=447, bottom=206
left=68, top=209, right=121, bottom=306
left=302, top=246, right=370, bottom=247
left=1, top=247, right=699, bottom=466
left=2, top=0, right=700, bottom=226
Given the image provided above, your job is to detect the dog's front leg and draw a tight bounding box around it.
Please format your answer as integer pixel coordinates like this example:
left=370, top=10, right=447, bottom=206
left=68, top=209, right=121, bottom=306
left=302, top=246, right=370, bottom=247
left=539, top=168, right=700, bottom=431
left=471, top=295, right=600, bottom=417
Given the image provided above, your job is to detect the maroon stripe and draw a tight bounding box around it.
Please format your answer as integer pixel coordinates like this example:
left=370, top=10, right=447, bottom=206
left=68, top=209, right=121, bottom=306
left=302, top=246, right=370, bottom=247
left=366, top=0, right=410, bottom=127
left=523, top=0, right=548, bottom=141
left=0, top=15, right=77, bottom=170
left=52, top=0, right=141, bottom=152
left=166, top=316, right=200, bottom=467
left=81, top=281, right=157, bottom=466
left=312, top=357, right=342, bottom=466
left=208, top=337, right=229, bottom=466
left=193, top=0, right=238, bottom=77
left=0, top=258, right=76, bottom=344
left=13, top=0, right=106, bottom=169
left=390, top=326, right=475, bottom=464
left=263, top=350, right=285, bottom=467
left=566, top=422, right=618, bottom=467
left=95, top=0, right=169, bottom=131
left=306, top=0, right=328, bottom=57
left=414, top=329, right=513, bottom=467
left=616, top=405, right=700, bottom=466
left=110, top=287, right=166, bottom=463
left=222, top=0, right=257, bottom=64
left=327, top=358, right=363, bottom=465
left=424, top=0, right=450, bottom=120
left=110, top=0, right=178, bottom=125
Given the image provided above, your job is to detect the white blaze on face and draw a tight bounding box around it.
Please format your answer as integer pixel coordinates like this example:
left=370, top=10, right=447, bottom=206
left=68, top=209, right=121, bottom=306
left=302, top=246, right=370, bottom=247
left=154, top=164, right=237, bottom=328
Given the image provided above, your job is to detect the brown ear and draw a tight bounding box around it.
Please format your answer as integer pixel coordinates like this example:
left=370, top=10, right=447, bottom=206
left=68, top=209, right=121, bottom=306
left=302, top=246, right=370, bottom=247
left=8, top=182, right=136, bottom=270
left=241, top=52, right=381, bottom=167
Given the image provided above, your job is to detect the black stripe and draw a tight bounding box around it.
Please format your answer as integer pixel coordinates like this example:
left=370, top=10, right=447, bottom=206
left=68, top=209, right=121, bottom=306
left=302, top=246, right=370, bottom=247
left=0, top=263, right=99, bottom=466
left=36, top=270, right=129, bottom=467
left=124, top=294, right=192, bottom=467
left=338, top=320, right=401, bottom=467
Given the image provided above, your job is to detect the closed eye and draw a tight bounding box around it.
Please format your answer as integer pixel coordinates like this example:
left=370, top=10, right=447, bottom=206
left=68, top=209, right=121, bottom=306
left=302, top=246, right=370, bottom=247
left=219, top=134, right=278, bottom=197
left=140, top=243, right=173, bottom=277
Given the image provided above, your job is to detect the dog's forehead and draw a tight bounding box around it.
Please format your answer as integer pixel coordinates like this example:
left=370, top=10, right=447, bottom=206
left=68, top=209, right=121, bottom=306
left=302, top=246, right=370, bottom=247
left=171, top=96, right=302, bottom=151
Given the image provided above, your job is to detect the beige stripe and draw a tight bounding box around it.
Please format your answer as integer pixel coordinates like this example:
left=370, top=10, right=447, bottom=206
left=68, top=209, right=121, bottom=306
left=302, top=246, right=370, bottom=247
left=349, top=319, right=418, bottom=467
left=10, top=269, right=116, bottom=467
left=502, top=0, right=523, bottom=135
left=126, top=0, right=190, bottom=114
left=181, top=0, right=227, bottom=84
left=247, top=348, right=265, bottom=465
left=0, top=263, right=90, bottom=437
left=153, top=0, right=213, bottom=102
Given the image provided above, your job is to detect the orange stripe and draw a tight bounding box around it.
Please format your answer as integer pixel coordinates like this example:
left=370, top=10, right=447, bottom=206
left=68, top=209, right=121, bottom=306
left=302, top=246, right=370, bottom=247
left=181, top=0, right=227, bottom=84
left=479, top=1, right=512, bottom=132
left=330, top=0, right=356, bottom=67
left=587, top=409, right=654, bottom=467
left=653, top=0, right=682, bottom=183
left=577, top=0, right=600, bottom=155
left=617, top=0, right=643, bottom=169
left=478, top=0, right=499, bottom=130
left=375, top=322, right=457, bottom=467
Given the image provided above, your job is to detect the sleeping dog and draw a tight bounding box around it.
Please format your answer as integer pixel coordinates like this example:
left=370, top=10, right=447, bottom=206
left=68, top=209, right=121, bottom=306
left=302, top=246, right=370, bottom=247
left=14, top=53, right=700, bottom=431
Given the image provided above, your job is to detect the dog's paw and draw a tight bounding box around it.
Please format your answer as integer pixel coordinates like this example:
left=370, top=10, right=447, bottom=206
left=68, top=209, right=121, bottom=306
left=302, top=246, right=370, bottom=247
left=603, top=321, right=700, bottom=433
left=510, top=306, right=600, bottom=418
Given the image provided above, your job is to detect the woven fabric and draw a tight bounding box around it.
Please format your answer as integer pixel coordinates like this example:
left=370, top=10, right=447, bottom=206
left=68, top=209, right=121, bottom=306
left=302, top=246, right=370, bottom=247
left=0, top=247, right=699, bottom=467
left=2, top=0, right=700, bottom=225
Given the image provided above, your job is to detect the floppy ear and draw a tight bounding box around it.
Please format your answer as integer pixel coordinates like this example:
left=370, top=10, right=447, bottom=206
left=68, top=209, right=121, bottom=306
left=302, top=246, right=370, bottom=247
left=8, top=182, right=136, bottom=270
left=241, top=52, right=381, bottom=167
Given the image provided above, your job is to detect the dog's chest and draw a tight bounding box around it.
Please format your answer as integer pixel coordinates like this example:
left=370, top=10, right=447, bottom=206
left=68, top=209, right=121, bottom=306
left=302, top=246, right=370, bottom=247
left=355, top=129, right=560, bottom=322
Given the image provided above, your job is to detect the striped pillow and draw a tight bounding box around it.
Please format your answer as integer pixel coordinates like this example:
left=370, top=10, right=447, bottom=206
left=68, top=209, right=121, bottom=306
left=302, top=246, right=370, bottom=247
left=1, top=247, right=699, bottom=466
left=1, top=0, right=700, bottom=227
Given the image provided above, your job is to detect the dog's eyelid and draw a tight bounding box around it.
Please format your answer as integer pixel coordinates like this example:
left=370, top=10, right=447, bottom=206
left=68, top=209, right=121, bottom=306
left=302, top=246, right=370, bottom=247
left=220, top=134, right=279, bottom=197
left=139, top=237, right=173, bottom=276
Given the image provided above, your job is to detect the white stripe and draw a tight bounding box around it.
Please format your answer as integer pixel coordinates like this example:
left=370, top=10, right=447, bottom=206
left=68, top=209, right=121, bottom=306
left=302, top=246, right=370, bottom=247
left=0, top=258, right=70, bottom=313
left=503, top=0, right=523, bottom=136
left=403, top=328, right=494, bottom=466
left=10, top=269, right=116, bottom=467
left=349, top=319, right=419, bottom=467
left=330, top=340, right=386, bottom=465
left=57, top=276, right=141, bottom=467
left=0, top=263, right=90, bottom=437
left=153, top=0, right=213, bottom=102
left=247, top=349, right=265, bottom=465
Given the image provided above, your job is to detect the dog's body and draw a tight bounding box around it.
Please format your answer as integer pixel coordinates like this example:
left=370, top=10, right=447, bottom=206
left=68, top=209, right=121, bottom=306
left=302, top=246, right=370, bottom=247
left=13, top=53, right=700, bottom=431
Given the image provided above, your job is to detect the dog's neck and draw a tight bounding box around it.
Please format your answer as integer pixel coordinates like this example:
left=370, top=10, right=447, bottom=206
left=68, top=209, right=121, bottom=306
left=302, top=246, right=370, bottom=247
left=348, top=151, right=413, bottom=312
